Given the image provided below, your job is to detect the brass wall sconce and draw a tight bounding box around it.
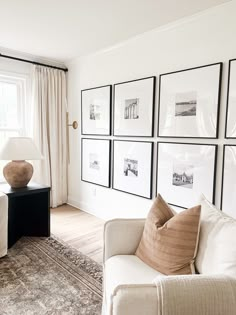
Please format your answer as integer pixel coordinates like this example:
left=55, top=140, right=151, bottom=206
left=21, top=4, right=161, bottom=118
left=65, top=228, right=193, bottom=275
left=66, top=112, right=78, bottom=130
left=68, top=121, right=78, bottom=129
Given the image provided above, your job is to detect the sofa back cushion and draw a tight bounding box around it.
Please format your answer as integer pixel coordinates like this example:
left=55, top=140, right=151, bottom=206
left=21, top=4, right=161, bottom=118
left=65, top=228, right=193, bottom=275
left=196, top=196, right=236, bottom=276
left=135, top=194, right=201, bottom=275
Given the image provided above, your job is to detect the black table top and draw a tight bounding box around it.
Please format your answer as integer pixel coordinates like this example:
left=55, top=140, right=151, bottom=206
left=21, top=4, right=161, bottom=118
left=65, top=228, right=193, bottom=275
left=0, top=182, right=51, bottom=196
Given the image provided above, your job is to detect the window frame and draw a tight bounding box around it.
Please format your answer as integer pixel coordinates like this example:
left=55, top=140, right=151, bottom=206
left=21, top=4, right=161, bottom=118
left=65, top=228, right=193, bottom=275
left=0, top=71, right=30, bottom=183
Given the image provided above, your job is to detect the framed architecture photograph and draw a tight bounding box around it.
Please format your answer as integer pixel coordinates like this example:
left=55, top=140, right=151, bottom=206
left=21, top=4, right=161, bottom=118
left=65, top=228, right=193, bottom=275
left=157, top=142, right=217, bottom=208
left=221, top=145, right=236, bottom=218
left=113, top=140, right=153, bottom=199
left=225, top=59, right=236, bottom=138
left=158, top=63, right=222, bottom=138
left=81, top=85, right=112, bottom=135
left=113, top=76, right=156, bottom=137
left=81, top=138, right=111, bottom=187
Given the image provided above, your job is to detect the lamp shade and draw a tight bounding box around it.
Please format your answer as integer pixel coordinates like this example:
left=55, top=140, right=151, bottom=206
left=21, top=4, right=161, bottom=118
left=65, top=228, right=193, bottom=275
left=0, top=137, right=42, bottom=160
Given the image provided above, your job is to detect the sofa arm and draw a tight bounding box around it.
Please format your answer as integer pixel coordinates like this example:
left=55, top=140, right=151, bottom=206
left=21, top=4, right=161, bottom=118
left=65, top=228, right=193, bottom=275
left=103, top=219, right=145, bottom=262
left=154, top=274, right=236, bottom=315
left=110, top=284, right=157, bottom=315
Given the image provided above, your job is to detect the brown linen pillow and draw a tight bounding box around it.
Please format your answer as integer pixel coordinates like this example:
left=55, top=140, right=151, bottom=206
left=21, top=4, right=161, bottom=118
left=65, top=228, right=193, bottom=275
left=135, top=194, right=201, bottom=275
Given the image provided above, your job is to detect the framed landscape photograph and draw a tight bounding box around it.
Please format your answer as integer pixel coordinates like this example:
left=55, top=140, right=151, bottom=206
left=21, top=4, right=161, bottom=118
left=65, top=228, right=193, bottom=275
left=157, top=142, right=217, bottom=208
left=113, top=140, right=153, bottom=199
left=81, top=138, right=111, bottom=187
left=221, top=145, right=236, bottom=218
left=81, top=85, right=112, bottom=135
left=225, top=59, right=236, bottom=138
left=158, top=63, right=222, bottom=138
left=113, top=76, right=156, bottom=137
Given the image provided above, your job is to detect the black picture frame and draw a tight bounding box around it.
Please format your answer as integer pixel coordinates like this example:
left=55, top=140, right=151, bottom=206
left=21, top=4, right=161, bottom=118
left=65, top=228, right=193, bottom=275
left=157, top=62, right=222, bottom=139
left=113, top=76, right=156, bottom=137
left=156, top=142, right=218, bottom=209
left=221, top=145, right=236, bottom=217
left=225, top=59, right=236, bottom=139
left=81, top=85, right=112, bottom=136
left=112, top=140, right=154, bottom=199
left=81, top=138, right=111, bottom=188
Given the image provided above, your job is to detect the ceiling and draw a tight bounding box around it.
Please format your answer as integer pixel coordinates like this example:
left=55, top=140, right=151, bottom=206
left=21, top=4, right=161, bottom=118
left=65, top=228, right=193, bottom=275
left=0, top=0, right=231, bottom=63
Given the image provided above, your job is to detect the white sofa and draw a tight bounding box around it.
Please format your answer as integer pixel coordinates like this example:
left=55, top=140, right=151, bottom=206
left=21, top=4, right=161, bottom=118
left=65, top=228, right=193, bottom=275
left=0, top=192, right=8, bottom=258
left=102, top=197, right=236, bottom=315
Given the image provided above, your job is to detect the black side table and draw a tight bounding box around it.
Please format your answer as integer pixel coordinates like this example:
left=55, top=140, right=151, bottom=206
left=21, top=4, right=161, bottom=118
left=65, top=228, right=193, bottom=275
left=0, top=183, right=51, bottom=248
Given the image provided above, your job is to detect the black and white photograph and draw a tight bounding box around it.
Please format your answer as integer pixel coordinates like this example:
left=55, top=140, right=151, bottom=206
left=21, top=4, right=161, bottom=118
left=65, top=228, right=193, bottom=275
left=89, top=153, right=100, bottom=170
left=221, top=145, right=236, bottom=218
left=81, top=85, right=111, bottom=135
left=172, top=163, right=194, bottom=189
left=124, top=98, right=139, bottom=119
left=175, top=91, right=197, bottom=116
left=124, top=158, right=138, bottom=177
left=114, top=77, right=155, bottom=137
left=157, top=142, right=217, bottom=208
left=225, top=59, right=236, bottom=138
left=113, top=140, right=153, bottom=199
left=81, top=138, right=111, bottom=187
left=89, top=104, right=101, bottom=120
left=158, top=63, right=222, bottom=138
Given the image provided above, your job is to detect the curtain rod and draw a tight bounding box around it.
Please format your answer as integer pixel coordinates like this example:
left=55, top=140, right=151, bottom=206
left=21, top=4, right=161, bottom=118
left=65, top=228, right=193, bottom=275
left=0, top=53, right=68, bottom=72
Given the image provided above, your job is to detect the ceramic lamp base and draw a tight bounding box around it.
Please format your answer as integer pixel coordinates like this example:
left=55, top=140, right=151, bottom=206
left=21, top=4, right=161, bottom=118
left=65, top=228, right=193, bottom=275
left=3, top=160, right=33, bottom=188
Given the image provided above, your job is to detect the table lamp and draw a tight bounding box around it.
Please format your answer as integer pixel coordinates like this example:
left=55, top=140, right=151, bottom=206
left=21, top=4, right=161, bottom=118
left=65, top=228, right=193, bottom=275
left=0, top=137, right=42, bottom=188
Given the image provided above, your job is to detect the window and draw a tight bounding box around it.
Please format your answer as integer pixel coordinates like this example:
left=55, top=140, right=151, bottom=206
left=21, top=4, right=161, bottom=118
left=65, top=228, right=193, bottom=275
left=0, top=72, right=29, bottom=182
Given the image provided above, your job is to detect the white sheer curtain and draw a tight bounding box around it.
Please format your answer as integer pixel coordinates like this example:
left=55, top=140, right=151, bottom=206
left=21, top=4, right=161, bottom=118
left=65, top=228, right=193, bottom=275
left=31, top=65, right=68, bottom=207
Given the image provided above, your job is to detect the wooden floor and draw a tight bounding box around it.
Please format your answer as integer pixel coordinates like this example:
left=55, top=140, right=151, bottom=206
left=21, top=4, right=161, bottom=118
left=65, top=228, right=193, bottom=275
left=51, top=204, right=104, bottom=264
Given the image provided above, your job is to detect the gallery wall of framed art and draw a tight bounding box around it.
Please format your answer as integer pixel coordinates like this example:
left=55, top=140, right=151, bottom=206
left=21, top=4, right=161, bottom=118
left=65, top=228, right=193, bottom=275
left=158, top=63, right=222, bottom=138
left=113, top=76, right=156, bottom=137
left=81, top=138, right=111, bottom=188
left=221, top=145, right=236, bottom=218
left=156, top=142, right=217, bottom=209
left=112, top=140, right=153, bottom=199
left=79, top=56, right=236, bottom=217
left=66, top=3, right=236, bottom=221
left=81, top=85, right=112, bottom=135
left=225, top=59, right=236, bottom=138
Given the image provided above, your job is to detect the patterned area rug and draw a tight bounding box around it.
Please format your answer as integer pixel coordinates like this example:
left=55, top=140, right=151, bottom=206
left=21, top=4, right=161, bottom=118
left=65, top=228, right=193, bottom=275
left=0, top=236, right=103, bottom=315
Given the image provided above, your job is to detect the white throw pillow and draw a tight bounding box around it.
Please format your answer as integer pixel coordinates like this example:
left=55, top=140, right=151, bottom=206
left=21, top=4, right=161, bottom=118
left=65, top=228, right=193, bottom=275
left=195, top=195, right=236, bottom=276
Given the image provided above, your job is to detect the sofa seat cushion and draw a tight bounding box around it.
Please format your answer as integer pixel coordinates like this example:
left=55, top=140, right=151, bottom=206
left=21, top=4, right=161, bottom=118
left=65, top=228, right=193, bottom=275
left=105, top=255, right=164, bottom=299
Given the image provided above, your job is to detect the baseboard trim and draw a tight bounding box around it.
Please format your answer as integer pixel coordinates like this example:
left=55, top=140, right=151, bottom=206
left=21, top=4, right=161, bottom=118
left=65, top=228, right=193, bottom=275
left=67, top=196, right=110, bottom=221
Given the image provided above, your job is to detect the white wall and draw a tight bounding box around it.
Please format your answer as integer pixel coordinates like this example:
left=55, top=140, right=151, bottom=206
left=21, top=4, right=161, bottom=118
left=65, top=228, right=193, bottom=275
left=67, top=1, right=236, bottom=220
left=0, top=57, right=31, bottom=76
